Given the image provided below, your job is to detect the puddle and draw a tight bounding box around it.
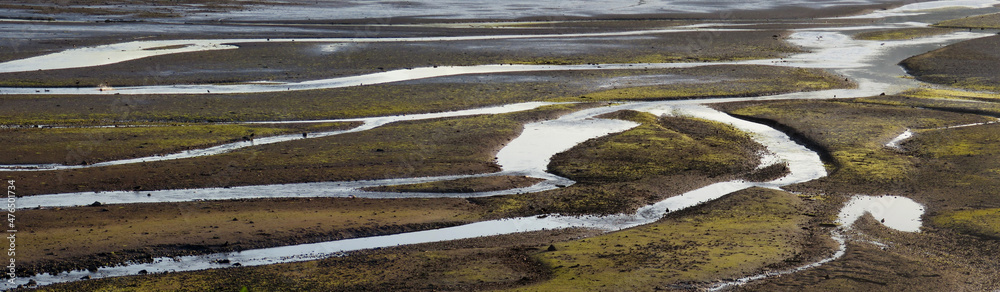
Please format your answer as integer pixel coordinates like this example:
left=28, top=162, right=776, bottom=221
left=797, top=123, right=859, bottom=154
left=885, top=129, right=913, bottom=150
left=836, top=195, right=925, bottom=232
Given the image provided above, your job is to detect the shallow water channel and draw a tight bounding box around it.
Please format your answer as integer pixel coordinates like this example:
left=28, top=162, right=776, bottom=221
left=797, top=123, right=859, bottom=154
left=4, top=1, right=997, bottom=288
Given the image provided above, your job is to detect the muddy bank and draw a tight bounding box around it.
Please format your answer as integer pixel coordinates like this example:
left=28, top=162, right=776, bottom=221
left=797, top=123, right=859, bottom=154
left=361, top=175, right=544, bottom=193
left=17, top=196, right=486, bottom=276
left=901, top=34, right=1000, bottom=92
left=0, top=122, right=357, bottom=165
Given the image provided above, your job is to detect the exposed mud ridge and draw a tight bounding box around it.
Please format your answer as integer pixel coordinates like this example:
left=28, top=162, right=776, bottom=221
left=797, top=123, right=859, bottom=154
left=20, top=221, right=467, bottom=277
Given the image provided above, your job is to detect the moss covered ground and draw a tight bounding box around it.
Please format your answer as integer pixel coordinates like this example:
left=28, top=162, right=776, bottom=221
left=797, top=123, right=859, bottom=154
left=25, top=188, right=829, bottom=292
left=934, top=12, right=1000, bottom=29
left=513, top=188, right=821, bottom=291
left=715, top=96, right=1000, bottom=291
left=900, top=35, right=1000, bottom=92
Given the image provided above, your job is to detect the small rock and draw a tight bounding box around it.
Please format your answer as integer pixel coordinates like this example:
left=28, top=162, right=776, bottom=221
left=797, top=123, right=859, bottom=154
left=89, top=201, right=102, bottom=207
left=547, top=245, right=557, bottom=251
left=137, top=270, right=148, bottom=275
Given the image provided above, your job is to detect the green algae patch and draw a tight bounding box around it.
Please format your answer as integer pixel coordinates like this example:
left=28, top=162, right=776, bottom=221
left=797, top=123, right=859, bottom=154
left=932, top=208, right=1000, bottom=239
left=549, top=67, right=852, bottom=102
left=514, top=188, right=812, bottom=291
left=934, top=12, right=1000, bottom=29
left=0, top=122, right=356, bottom=165
left=361, top=175, right=545, bottom=193
left=853, top=27, right=957, bottom=41
left=550, top=111, right=762, bottom=182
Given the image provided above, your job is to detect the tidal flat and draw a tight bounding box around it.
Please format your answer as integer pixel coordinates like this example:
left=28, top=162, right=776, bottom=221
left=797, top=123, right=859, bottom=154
left=3, top=0, right=1000, bottom=291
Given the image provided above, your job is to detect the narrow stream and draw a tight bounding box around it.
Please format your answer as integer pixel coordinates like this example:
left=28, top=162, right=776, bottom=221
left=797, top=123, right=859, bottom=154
left=4, top=1, right=997, bottom=288
left=12, top=103, right=828, bottom=287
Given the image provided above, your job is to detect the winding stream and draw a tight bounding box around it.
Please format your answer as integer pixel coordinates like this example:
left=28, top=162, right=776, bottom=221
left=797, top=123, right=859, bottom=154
left=3, top=1, right=996, bottom=288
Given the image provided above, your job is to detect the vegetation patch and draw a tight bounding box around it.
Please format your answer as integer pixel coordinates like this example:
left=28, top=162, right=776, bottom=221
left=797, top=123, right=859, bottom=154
left=901, top=35, right=1000, bottom=92
left=550, top=67, right=853, bottom=102
left=853, top=27, right=957, bottom=41
left=934, top=12, right=1000, bottom=29
left=932, top=208, right=1000, bottom=239
left=2, top=104, right=591, bottom=195
left=0, top=66, right=853, bottom=126
left=470, top=111, right=771, bottom=218
left=549, top=111, right=763, bottom=182
left=717, top=99, right=989, bottom=185
left=361, top=175, right=545, bottom=193
left=516, top=188, right=817, bottom=291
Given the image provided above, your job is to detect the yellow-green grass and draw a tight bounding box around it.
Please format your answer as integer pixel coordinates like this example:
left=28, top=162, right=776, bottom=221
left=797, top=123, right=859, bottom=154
left=512, top=188, right=813, bottom=291
left=900, top=35, right=1000, bottom=93
left=935, top=12, right=1000, bottom=29
left=901, top=123, right=1000, bottom=209
left=0, top=122, right=355, bottom=165
left=900, top=88, right=1000, bottom=102
left=853, top=27, right=957, bottom=41
left=719, top=100, right=991, bottom=184
left=25, top=188, right=815, bottom=292
left=361, top=175, right=545, bottom=193
left=932, top=208, right=1000, bottom=239
left=549, top=111, right=763, bottom=182
left=549, top=67, right=852, bottom=102
left=470, top=111, right=768, bottom=217
left=909, top=123, right=1000, bottom=158
left=19, top=197, right=485, bottom=276
left=3, top=104, right=591, bottom=195
left=851, top=90, right=1000, bottom=119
